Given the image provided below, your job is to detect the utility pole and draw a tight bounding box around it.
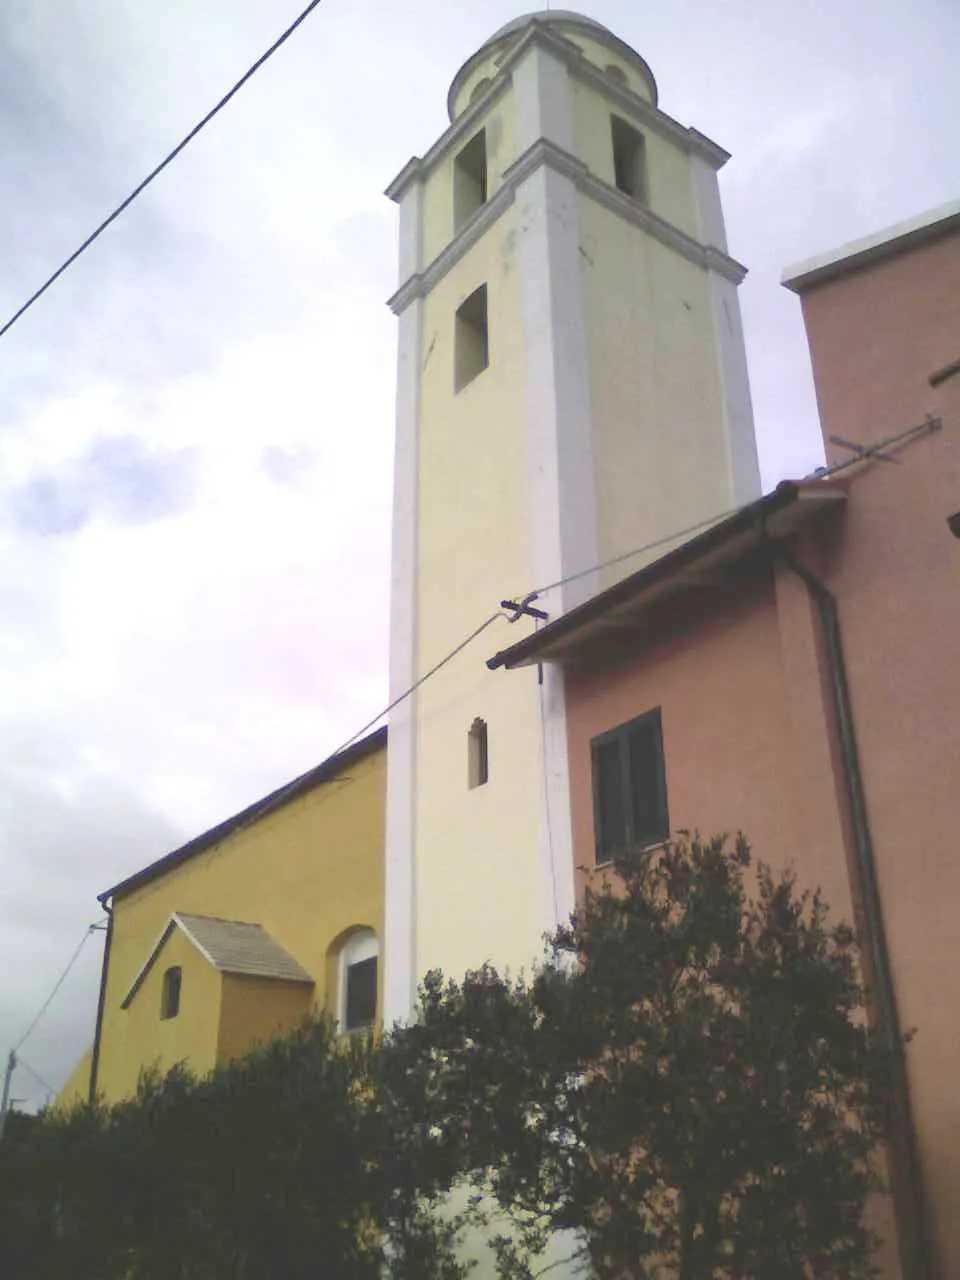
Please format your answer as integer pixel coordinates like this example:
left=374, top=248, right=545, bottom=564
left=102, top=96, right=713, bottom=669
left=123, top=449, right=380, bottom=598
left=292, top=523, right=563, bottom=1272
left=0, top=1049, right=16, bottom=1141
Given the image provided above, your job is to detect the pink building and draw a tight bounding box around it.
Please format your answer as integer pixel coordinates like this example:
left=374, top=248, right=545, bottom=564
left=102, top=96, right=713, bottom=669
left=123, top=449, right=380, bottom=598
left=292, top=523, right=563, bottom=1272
left=488, top=201, right=960, bottom=1277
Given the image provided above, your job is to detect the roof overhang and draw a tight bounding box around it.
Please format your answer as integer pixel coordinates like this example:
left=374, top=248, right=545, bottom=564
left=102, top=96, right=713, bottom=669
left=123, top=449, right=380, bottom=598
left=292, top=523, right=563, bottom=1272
left=782, top=199, right=960, bottom=294
left=487, top=481, right=846, bottom=671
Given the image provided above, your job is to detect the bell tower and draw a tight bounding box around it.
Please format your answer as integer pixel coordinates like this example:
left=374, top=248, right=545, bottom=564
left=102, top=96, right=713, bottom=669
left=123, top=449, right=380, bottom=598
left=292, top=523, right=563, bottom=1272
left=384, top=11, right=760, bottom=1023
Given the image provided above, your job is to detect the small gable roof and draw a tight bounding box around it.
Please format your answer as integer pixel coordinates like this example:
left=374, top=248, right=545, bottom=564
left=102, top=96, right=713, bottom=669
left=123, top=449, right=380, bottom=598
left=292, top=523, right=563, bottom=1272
left=121, top=912, right=314, bottom=1009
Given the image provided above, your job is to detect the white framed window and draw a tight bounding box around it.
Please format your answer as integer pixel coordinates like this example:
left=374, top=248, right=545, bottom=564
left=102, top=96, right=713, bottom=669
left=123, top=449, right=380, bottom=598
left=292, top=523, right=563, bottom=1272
left=338, top=928, right=379, bottom=1032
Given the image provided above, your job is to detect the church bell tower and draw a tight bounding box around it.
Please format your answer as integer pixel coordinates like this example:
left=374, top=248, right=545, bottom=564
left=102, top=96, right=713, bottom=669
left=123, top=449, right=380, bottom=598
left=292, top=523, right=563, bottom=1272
left=383, top=11, right=761, bottom=1023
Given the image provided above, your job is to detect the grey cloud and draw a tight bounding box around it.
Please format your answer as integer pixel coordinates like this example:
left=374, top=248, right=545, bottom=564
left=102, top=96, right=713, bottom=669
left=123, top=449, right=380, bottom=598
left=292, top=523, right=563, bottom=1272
left=7, top=434, right=200, bottom=537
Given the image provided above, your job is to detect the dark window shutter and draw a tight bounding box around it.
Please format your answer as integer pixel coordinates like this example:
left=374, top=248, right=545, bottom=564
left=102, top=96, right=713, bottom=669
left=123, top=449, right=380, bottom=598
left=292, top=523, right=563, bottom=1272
left=628, top=716, right=666, bottom=845
left=345, top=957, right=377, bottom=1031
left=593, top=737, right=627, bottom=863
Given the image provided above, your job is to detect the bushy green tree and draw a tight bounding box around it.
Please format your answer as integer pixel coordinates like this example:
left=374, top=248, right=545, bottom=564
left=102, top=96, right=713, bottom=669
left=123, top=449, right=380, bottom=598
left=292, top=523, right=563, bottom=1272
left=389, top=834, right=896, bottom=1279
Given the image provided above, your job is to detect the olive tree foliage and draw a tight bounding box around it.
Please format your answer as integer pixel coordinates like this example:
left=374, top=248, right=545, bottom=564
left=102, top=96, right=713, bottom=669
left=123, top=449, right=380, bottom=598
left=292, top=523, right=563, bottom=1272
left=0, top=835, right=897, bottom=1279
left=388, top=834, right=896, bottom=1279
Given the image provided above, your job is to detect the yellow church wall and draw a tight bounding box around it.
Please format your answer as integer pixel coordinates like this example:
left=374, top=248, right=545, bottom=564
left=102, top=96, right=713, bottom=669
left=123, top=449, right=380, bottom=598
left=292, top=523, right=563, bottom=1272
left=413, top=207, right=548, bottom=983
left=578, top=194, right=733, bottom=586
left=53, top=1046, right=92, bottom=1112
left=106, top=927, right=222, bottom=1100
left=216, top=973, right=314, bottom=1066
left=571, top=80, right=699, bottom=241
left=95, top=741, right=386, bottom=1101
left=421, top=94, right=515, bottom=269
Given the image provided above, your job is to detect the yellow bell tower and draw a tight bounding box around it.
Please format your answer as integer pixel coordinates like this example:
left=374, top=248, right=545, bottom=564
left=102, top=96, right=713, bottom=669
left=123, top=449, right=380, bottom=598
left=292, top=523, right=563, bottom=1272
left=384, top=12, right=760, bottom=1023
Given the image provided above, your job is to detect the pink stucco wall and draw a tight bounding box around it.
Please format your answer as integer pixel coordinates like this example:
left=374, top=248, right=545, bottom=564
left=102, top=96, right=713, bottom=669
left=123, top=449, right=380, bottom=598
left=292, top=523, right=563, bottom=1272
left=564, top=219, right=959, bottom=1276
left=799, top=223, right=960, bottom=1278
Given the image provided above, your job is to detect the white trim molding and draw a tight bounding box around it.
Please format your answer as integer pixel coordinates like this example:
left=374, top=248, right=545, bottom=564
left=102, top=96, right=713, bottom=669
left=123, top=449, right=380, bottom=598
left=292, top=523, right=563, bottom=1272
left=386, top=22, right=728, bottom=207
left=388, top=137, right=747, bottom=316
left=383, top=273, right=423, bottom=1026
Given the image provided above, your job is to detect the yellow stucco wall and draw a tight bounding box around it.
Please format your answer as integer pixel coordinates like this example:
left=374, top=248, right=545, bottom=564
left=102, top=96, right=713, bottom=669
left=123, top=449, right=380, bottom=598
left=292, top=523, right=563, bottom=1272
left=94, top=742, right=385, bottom=1102
left=449, top=28, right=654, bottom=122
left=421, top=95, right=515, bottom=269
left=53, top=1046, right=92, bottom=1112
left=216, top=973, right=313, bottom=1066
left=571, top=79, right=698, bottom=240
left=578, top=195, right=734, bottom=585
left=112, top=926, right=222, bottom=1098
left=413, top=207, right=550, bottom=982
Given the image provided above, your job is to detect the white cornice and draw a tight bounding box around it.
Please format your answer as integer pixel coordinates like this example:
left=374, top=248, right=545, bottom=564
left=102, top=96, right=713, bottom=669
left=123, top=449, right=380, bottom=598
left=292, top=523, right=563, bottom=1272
left=387, top=136, right=746, bottom=314
left=385, top=25, right=729, bottom=206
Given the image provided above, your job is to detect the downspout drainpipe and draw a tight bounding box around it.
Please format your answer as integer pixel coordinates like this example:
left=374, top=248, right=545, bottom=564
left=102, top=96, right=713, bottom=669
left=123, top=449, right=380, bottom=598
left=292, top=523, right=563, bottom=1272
left=88, top=893, right=113, bottom=1107
left=777, top=545, right=934, bottom=1280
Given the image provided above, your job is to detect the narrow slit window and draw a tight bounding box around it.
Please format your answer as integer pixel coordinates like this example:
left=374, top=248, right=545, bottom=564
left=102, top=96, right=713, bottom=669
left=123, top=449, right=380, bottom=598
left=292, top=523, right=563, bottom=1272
left=611, top=115, right=647, bottom=202
left=468, top=717, right=489, bottom=789
left=160, top=966, right=181, bottom=1020
left=454, top=129, right=488, bottom=231
left=455, top=284, right=489, bottom=391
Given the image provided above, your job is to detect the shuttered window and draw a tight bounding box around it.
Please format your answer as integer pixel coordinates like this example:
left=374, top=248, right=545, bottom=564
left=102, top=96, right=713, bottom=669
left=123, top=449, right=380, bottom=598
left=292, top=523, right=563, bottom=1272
left=590, top=708, right=668, bottom=865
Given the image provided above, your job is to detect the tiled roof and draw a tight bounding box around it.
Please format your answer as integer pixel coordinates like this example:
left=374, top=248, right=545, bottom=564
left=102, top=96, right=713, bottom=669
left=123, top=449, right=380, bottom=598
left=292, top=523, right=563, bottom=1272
left=175, top=913, right=314, bottom=983
left=120, top=913, right=314, bottom=1009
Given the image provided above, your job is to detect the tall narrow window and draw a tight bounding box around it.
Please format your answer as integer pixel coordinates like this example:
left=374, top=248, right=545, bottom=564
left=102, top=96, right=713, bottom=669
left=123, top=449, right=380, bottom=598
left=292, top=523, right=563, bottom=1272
left=160, top=966, right=181, bottom=1020
left=345, top=957, right=378, bottom=1031
left=454, top=129, right=488, bottom=231
left=591, top=708, right=668, bottom=865
left=339, top=929, right=379, bottom=1033
left=468, top=717, right=489, bottom=789
left=455, top=284, right=489, bottom=391
left=611, top=115, right=647, bottom=202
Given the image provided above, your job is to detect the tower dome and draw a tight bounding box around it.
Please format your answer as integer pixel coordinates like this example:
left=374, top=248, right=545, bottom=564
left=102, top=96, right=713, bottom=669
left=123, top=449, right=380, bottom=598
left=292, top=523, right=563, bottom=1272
left=447, top=10, right=659, bottom=120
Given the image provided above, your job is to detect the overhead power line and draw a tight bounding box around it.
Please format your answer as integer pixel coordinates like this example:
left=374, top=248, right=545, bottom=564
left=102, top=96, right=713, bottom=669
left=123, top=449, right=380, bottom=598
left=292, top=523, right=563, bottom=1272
left=13, top=920, right=106, bottom=1054
left=303, top=504, right=742, bottom=781
left=0, top=0, right=326, bottom=343
left=15, top=1055, right=56, bottom=1102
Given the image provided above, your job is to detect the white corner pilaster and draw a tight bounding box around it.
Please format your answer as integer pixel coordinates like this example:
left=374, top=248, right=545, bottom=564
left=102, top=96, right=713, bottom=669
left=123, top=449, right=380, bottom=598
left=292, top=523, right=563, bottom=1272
left=512, top=41, right=575, bottom=155
left=691, top=156, right=761, bottom=503
left=708, top=269, right=762, bottom=505
left=384, top=179, right=423, bottom=1027
left=690, top=153, right=729, bottom=253
left=515, top=44, right=596, bottom=937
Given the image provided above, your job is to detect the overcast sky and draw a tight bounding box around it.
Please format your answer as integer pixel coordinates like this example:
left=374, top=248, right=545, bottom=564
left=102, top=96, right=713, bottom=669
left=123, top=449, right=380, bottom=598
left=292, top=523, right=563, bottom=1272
left=1, top=0, right=957, bottom=1110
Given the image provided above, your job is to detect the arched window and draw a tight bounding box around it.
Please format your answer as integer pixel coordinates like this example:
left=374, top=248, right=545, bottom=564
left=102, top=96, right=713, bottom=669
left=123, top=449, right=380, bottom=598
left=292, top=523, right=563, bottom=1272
left=605, top=63, right=628, bottom=85
left=161, top=966, right=181, bottom=1020
left=469, top=76, right=492, bottom=104
left=338, top=929, right=378, bottom=1032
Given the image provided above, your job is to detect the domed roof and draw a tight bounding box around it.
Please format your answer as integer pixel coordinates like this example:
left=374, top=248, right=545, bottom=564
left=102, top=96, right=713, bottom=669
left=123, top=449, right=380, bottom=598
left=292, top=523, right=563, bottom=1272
left=447, top=11, right=658, bottom=120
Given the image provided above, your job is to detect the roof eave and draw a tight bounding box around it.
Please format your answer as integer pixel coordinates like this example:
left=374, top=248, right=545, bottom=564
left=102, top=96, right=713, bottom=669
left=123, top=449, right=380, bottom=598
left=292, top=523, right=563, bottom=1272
left=100, top=725, right=388, bottom=905
left=487, top=481, right=846, bottom=671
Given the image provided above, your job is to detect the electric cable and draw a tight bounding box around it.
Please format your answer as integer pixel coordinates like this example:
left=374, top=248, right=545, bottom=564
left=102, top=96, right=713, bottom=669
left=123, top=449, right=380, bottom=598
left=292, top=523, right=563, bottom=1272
left=13, top=920, right=106, bottom=1053
left=228, top=504, right=760, bottom=843
left=0, top=0, right=326, bottom=342
left=15, top=1056, right=56, bottom=1101
left=523, top=503, right=741, bottom=601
